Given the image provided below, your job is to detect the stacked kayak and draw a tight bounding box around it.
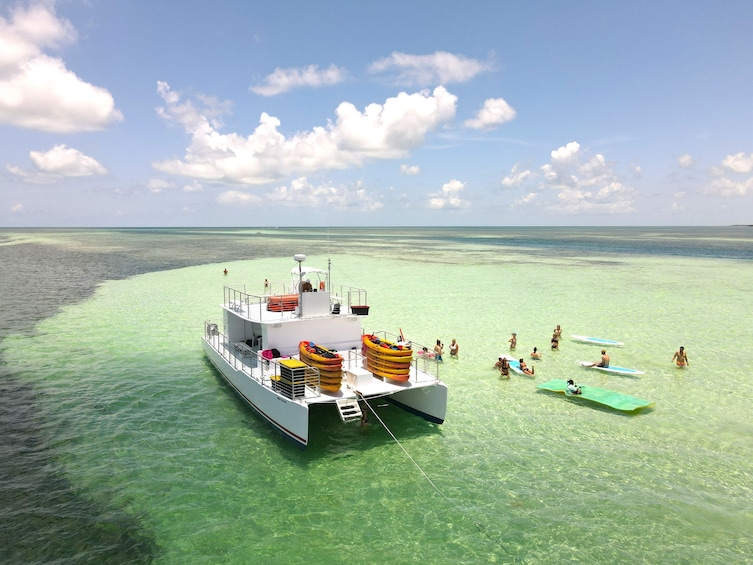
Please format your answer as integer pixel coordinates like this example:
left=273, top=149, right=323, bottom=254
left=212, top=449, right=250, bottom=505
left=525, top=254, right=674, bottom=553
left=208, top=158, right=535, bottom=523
left=299, top=340, right=342, bottom=392
left=537, top=379, right=654, bottom=412
left=362, top=334, right=412, bottom=382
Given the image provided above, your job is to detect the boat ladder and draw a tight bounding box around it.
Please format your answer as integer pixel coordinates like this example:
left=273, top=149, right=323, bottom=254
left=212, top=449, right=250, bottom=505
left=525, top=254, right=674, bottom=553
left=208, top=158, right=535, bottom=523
left=335, top=398, right=362, bottom=423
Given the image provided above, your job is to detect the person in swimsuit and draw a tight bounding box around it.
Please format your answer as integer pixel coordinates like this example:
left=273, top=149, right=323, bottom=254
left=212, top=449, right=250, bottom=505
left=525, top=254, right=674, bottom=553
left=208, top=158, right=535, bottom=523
left=531, top=347, right=541, bottom=360
left=434, top=339, right=444, bottom=362
left=566, top=379, right=582, bottom=395
left=509, top=333, right=517, bottom=350
left=553, top=325, right=562, bottom=340
left=672, top=346, right=688, bottom=367
left=587, top=349, right=610, bottom=368
left=519, top=359, right=535, bottom=376
left=495, top=357, right=510, bottom=377
left=598, top=349, right=610, bottom=367
left=449, top=339, right=459, bottom=358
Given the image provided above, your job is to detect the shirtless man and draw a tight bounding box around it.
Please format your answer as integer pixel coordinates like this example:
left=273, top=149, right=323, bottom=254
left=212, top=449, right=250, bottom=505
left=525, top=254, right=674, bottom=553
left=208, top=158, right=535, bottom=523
left=589, top=349, right=610, bottom=368
left=434, top=339, right=444, bottom=362
left=597, top=349, right=610, bottom=368
left=672, top=346, right=688, bottom=367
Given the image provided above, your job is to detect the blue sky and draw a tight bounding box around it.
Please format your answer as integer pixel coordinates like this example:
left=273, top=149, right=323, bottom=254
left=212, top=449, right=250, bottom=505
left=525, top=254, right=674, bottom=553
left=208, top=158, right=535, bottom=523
left=2, top=0, right=752, bottom=227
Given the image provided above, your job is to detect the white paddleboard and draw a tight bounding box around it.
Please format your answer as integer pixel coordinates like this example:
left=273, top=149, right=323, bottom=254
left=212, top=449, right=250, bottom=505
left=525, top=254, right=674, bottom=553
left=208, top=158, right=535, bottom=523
left=578, top=361, right=644, bottom=375
left=571, top=335, right=624, bottom=347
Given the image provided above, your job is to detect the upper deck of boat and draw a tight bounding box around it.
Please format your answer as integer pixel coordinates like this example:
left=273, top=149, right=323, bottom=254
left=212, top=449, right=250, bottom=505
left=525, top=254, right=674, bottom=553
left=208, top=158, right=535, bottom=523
left=223, top=283, right=367, bottom=324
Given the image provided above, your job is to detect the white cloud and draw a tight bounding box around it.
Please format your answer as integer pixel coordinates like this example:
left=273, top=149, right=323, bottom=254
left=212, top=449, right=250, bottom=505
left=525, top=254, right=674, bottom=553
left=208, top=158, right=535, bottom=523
left=514, top=192, right=538, bottom=206
left=11, top=203, right=23, bottom=213
left=704, top=175, right=753, bottom=197
left=721, top=152, right=753, bottom=174
left=154, top=82, right=457, bottom=185
left=0, top=4, right=123, bottom=132
left=427, top=179, right=470, bottom=209
left=369, top=51, right=491, bottom=86
left=217, top=190, right=262, bottom=205
left=183, top=181, right=204, bottom=192
left=400, top=164, right=420, bottom=175
left=147, top=178, right=174, bottom=193
left=266, top=177, right=383, bottom=210
left=464, top=97, right=516, bottom=130
left=677, top=153, right=695, bottom=168
left=29, top=144, right=107, bottom=176
left=217, top=177, right=383, bottom=211
left=502, top=163, right=534, bottom=187
left=510, top=141, right=637, bottom=214
left=8, top=144, right=106, bottom=182
left=0, top=3, right=75, bottom=71
left=250, top=64, right=346, bottom=96
left=702, top=152, right=753, bottom=197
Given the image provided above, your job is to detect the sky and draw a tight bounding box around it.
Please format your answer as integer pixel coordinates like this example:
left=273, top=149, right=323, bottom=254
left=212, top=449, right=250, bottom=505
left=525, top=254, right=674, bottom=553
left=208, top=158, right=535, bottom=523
left=1, top=0, right=752, bottom=227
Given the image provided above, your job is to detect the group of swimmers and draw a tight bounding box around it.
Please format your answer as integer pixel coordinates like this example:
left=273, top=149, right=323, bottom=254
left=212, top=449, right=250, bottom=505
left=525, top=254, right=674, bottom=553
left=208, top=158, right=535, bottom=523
left=496, top=325, right=563, bottom=377
left=419, top=338, right=459, bottom=362
left=508, top=325, right=563, bottom=354
left=495, top=323, right=689, bottom=382
left=494, top=356, right=535, bottom=378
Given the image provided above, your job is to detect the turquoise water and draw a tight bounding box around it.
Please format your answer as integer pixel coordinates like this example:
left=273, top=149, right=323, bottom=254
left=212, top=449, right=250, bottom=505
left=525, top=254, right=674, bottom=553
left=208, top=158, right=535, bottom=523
left=2, top=228, right=753, bottom=563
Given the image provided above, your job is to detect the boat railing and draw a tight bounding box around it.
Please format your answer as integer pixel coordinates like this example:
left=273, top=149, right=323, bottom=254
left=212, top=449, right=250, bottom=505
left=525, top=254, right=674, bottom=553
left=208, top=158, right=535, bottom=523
left=203, top=321, right=321, bottom=399
left=223, top=283, right=368, bottom=318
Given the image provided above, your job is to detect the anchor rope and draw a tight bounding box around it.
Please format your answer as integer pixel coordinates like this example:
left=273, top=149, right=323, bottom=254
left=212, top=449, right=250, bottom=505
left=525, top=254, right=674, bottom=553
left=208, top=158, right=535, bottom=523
left=357, top=394, right=512, bottom=556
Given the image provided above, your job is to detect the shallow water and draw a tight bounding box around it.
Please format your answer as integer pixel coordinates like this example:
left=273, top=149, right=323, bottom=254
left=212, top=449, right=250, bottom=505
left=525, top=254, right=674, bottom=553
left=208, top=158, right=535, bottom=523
left=1, top=227, right=752, bottom=564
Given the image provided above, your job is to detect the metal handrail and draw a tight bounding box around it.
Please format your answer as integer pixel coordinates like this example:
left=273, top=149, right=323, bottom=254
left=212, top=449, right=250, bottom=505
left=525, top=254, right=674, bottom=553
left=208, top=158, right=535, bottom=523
left=203, top=320, right=321, bottom=398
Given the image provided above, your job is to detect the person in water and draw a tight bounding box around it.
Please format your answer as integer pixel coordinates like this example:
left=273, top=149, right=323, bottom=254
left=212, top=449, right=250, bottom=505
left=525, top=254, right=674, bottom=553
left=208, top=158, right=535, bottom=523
left=495, top=357, right=510, bottom=377
left=672, top=346, right=689, bottom=367
left=509, top=333, right=517, bottom=350
left=566, top=379, right=582, bottom=395
left=519, top=359, right=535, bottom=376
left=551, top=335, right=559, bottom=350
left=531, top=347, right=541, bottom=360
left=553, top=325, right=562, bottom=340
left=588, top=349, right=610, bottom=368
left=449, top=339, right=459, bottom=358
left=434, top=339, right=444, bottom=362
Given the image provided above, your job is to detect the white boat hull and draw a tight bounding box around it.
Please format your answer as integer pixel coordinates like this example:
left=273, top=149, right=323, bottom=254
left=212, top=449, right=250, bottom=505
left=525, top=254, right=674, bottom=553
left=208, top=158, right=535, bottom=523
left=389, top=381, right=448, bottom=423
left=203, top=338, right=311, bottom=447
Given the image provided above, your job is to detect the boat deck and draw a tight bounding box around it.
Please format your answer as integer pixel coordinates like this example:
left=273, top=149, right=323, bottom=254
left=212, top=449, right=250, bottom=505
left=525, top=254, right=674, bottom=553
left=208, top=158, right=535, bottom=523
left=204, top=329, right=440, bottom=407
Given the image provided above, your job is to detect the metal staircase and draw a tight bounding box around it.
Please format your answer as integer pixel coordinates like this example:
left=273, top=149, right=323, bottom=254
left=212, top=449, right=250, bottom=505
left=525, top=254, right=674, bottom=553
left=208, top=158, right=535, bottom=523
left=335, top=398, right=362, bottom=423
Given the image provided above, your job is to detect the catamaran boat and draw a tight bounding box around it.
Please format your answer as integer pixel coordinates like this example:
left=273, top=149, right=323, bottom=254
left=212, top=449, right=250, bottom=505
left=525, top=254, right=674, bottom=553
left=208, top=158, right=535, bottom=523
left=202, top=254, right=447, bottom=448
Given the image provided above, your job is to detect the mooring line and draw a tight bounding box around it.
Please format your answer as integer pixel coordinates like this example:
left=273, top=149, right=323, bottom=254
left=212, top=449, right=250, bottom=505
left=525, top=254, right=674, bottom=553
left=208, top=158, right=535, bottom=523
left=358, top=394, right=512, bottom=556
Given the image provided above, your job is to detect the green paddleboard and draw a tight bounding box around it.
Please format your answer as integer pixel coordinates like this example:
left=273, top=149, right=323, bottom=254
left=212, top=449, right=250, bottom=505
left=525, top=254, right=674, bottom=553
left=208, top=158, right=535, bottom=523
left=536, top=379, right=654, bottom=412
